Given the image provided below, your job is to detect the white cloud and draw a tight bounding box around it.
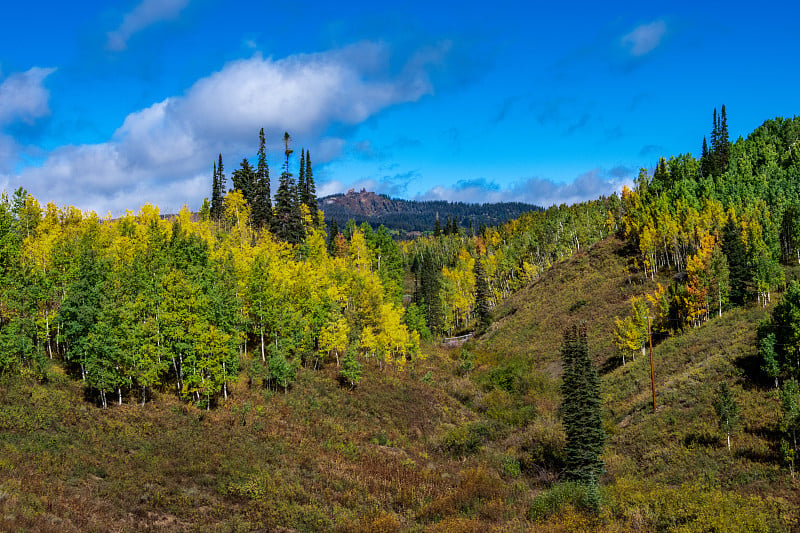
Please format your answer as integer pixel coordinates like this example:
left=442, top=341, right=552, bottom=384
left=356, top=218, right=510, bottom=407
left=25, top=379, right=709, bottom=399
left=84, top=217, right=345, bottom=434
left=621, top=20, right=667, bottom=57
left=107, top=0, right=189, bottom=51
left=0, top=67, right=56, bottom=125
left=10, top=42, right=437, bottom=214
left=415, top=170, right=632, bottom=207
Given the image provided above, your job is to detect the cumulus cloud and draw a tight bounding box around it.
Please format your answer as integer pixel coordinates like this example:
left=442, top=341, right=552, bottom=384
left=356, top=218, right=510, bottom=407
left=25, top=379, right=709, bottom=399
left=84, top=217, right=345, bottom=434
left=107, top=0, right=189, bottom=51
left=10, top=42, right=438, bottom=214
left=0, top=67, right=56, bottom=126
left=621, top=20, right=667, bottom=57
left=415, top=169, right=632, bottom=207
left=318, top=170, right=419, bottom=199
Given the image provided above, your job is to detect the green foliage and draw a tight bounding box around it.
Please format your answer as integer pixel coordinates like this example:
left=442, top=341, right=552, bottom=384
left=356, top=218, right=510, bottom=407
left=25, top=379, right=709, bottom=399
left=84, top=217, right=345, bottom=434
left=757, top=280, right=800, bottom=384
left=528, top=481, right=602, bottom=521
left=474, top=255, right=492, bottom=332
left=713, top=382, right=740, bottom=450
left=339, top=347, right=362, bottom=390
left=404, top=302, right=431, bottom=340
left=608, top=478, right=791, bottom=532
left=560, top=324, right=604, bottom=484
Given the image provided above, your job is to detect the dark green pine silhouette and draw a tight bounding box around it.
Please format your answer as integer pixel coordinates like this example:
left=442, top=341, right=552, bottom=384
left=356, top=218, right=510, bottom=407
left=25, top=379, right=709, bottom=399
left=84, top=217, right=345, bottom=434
left=560, top=323, right=605, bottom=484
left=272, top=132, right=305, bottom=244
left=252, top=128, right=272, bottom=229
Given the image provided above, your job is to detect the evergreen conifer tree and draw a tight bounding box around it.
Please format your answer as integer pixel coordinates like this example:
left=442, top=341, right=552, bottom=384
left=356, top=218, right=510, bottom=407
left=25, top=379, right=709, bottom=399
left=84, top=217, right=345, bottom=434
left=210, top=161, right=220, bottom=219
left=305, top=150, right=317, bottom=221
left=718, top=104, right=730, bottom=173
left=298, top=149, right=306, bottom=211
left=415, top=252, right=443, bottom=334
left=327, top=219, right=340, bottom=255
left=722, top=215, right=751, bottom=305
left=700, top=137, right=710, bottom=177
left=560, top=323, right=605, bottom=484
left=474, top=255, right=492, bottom=332
left=272, top=132, right=305, bottom=244
left=211, top=154, right=226, bottom=220
left=252, top=128, right=272, bottom=228
left=232, top=158, right=256, bottom=208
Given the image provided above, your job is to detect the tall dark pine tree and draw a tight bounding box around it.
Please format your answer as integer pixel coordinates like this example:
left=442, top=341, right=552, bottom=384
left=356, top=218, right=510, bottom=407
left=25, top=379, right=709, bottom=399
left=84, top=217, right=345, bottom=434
left=304, top=150, right=317, bottom=222
left=297, top=149, right=306, bottom=214
left=718, top=104, right=730, bottom=172
left=700, top=137, right=710, bottom=177
left=210, top=161, right=220, bottom=219
left=418, top=252, right=443, bottom=334
left=560, top=323, right=605, bottom=484
left=211, top=154, right=226, bottom=220
left=722, top=215, right=751, bottom=306
left=232, top=157, right=256, bottom=206
left=252, top=128, right=272, bottom=228
left=706, top=106, right=730, bottom=177
left=327, top=218, right=340, bottom=255
left=473, top=255, right=492, bottom=332
left=272, top=132, right=305, bottom=244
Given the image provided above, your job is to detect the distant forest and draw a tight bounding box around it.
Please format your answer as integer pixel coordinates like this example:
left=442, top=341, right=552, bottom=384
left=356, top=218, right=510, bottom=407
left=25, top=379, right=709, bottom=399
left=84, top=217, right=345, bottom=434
left=319, top=191, right=541, bottom=235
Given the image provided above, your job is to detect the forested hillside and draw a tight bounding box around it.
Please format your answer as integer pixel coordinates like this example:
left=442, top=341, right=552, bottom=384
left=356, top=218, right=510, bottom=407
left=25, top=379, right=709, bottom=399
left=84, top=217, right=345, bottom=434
left=2, top=112, right=800, bottom=530
left=319, top=189, right=540, bottom=236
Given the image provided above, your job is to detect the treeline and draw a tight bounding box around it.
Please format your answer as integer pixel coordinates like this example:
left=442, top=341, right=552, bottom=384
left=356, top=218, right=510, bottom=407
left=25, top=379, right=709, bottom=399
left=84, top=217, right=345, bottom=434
left=611, top=109, right=800, bottom=474
left=404, top=198, right=617, bottom=337
left=0, top=189, right=420, bottom=408
left=208, top=130, right=318, bottom=244
left=614, top=109, right=800, bottom=355
left=321, top=193, right=541, bottom=235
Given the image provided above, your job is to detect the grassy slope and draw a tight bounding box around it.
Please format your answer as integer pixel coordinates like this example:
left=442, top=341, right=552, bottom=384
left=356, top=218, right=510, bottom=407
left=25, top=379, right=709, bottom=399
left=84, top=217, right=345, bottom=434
left=469, top=236, right=798, bottom=530
left=1, top=236, right=798, bottom=531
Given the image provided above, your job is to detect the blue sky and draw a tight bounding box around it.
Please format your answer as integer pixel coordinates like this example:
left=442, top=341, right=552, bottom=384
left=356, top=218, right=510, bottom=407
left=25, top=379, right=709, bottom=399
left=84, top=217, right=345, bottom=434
left=1, top=1, right=798, bottom=214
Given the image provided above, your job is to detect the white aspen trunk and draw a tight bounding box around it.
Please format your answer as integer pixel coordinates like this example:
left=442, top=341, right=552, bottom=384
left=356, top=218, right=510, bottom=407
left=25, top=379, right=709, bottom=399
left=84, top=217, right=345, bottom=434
left=171, top=356, right=181, bottom=393
left=260, top=326, right=265, bottom=363
left=118, top=388, right=122, bottom=405
left=727, top=432, right=731, bottom=451
left=46, top=314, right=52, bottom=359
left=141, top=385, right=147, bottom=406
left=81, top=361, right=86, bottom=381
left=223, top=360, right=228, bottom=400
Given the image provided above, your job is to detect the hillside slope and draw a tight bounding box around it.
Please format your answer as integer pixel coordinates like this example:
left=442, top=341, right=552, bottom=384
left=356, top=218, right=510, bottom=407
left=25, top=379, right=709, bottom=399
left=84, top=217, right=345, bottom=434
left=464, top=236, right=798, bottom=530
left=1, top=235, right=798, bottom=531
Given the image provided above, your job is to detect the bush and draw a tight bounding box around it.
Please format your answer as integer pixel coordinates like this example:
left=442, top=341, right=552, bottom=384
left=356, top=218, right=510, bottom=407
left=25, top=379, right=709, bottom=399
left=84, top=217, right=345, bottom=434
left=437, top=419, right=508, bottom=458
left=528, top=481, right=602, bottom=522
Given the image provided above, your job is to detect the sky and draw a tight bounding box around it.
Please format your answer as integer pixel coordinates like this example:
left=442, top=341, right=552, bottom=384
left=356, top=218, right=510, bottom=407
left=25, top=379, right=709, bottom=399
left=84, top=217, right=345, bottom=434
left=1, top=1, right=798, bottom=215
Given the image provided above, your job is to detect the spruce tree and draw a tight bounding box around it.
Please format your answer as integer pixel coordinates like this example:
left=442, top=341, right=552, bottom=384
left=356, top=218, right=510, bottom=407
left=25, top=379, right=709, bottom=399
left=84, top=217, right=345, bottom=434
left=722, top=215, right=751, bottom=305
left=327, top=219, right=340, bottom=256
left=252, top=128, right=272, bottom=228
left=272, top=132, right=305, bottom=244
left=211, top=154, right=226, bottom=220
left=718, top=104, right=730, bottom=173
left=560, top=323, right=605, bottom=484
left=305, top=150, right=317, bottom=221
left=415, top=252, right=443, bottom=334
left=232, top=157, right=256, bottom=207
left=210, top=161, right=221, bottom=219
left=298, top=149, right=306, bottom=213
left=700, top=137, right=710, bottom=177
left=474, top=255, right=492, bottom=332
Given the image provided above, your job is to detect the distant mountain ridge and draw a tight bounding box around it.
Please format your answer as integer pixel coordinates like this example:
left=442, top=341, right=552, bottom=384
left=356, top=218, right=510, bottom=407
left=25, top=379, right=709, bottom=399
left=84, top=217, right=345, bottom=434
left=318, top=189, right=541, bottom=234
